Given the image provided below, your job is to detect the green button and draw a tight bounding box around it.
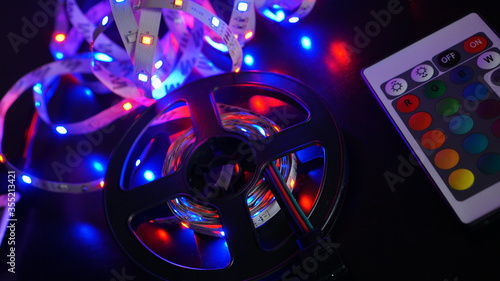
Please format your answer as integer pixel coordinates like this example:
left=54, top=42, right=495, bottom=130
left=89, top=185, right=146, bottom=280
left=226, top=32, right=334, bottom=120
left=424, top=80, right=447, bottom=99
left=478, top=153, right=500, bottom=175
left=436, top=97, right=460, bottom=116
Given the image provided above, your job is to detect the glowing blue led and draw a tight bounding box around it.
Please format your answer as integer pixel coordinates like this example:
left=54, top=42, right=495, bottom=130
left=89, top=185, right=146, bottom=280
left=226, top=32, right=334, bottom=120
left=237, top=1, right=248, bottom=12
left=55, top=52, right=64, bottom=60
left=135, top=159, right=141, bottom=167
left=35, top=101, right=41, bottom=107
left=211, top=16, right=220, bottom=27
left=56, top=126, right=68, bottom=135
left=102, top=16, right=109, bottom=26
left=262, top=9, right=285, bottom=22
left=84, top=88, right=93, bottom=96
left=22, top=175, right=32, bottom=184
left=244, top=54, right=254, bottom=66
left=138, top=73, right=148, bottom=83
left=115, top=0, right=125, bottom=2
left=144, top=170, right=155, bottom=181
left=93, top=162, right=104, bottom=172
left=154, top=60, right=163, bottom=69
left=33, top=83, right=43, bottom=94
left=289, top=17, right=299, bottom=23
left=301, top=36, right=312, bottom=50
left=94, top=53, right=113, bottom=62
left=220, top=231, right=225, bottom=237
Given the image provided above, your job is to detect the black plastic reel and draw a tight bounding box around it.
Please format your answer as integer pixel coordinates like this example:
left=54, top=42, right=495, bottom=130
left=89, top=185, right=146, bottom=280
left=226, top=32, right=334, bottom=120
left=103, top=72, right=348, bottom=280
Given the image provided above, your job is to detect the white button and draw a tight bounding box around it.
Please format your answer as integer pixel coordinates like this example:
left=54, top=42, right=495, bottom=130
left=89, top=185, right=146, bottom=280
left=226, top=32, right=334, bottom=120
left=411, top=64, right=434, bottom=82
left=477, top=51, right=500, bottom=70
left=385, top=78, right=408, bottom=96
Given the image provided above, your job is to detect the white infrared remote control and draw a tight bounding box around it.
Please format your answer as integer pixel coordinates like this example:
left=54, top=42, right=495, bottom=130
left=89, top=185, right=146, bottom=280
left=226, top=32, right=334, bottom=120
left=362, top=13, right=500, bottom=226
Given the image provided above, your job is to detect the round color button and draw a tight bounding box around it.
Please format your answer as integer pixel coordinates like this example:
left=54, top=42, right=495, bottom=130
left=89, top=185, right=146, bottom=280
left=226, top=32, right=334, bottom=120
left=397, top=94, right=420, bottom=113
left=449, top=115, right=474, bottom=135
left=476, top=99, right=500, bottom=119
left=409, top=112, right=432, bottom=131
left=463, top=133, right=488, bottom=154
left=477, top=153, right=500, bottom=175
left=411, top=64, right=434, bottom=82
left=477, top=51, right=500, bottom=70
left=448, top=169, right=474, bottom=190
left=449, top=66, right=474, bottom=84
left=464, top=35, right=488, bottom=54
left=421, top=129, right=446, bottom=150
left=434, top=149, right=459, bottom=170
left=424, top=80, right=447, bottom=99
left=385, top=78, right=408, bottom=96
left=463, top=82, right=488, bottom=101
left=436, top=97, right=460, bottom=116
left=492, top=119, right=500, bottom=138
left=491, top=68, right=500, bottom=86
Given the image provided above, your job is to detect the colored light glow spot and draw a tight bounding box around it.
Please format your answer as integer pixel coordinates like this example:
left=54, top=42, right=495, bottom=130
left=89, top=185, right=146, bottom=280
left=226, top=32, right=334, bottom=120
left=123, top=102, right=133, bottom=111
left=154, top=60, right=163, bottom=69
left=152, top=75, right=162, bottom=89
left=153, top=89, right=167, bottom=100
left=220, top=231, right=226, bottom=237
left=94, top=53, right=113, bottom=62
left=35, top=101, right=41, bottom=107
left=174, top=0, right=183, bottom=6
left=102, top=16, right=109, bottom=26
left=56, top=126, right=68, bottom=135
left=144, top=170, right=155, bottom=181
left=135, top=159, right=141, bottom=167
left=138, top=73, right=148, bottom=82
left=22, top=175, right=32, bottom=184
left=93, top=162, right=104, bottom=172
left=55, top=52, right=64, bottom=59
left=244, top=31, right=253, bottom=40
left=141, top=35, right=153, bottom=45
left=211, top=17, right=220, bottom=27
left=0, top=155, right=4, bottom=163
left=301, top=36, right=312, bottom=50
left=33, top=83, right=43, bottom=94
left=235, top=67, right=241, bottom=73
left=100, top=181, right=105, bottom=188
left=181, top=222, right=189, bottom=228
left=244, top=54, right=254, bottom=66
left=55, top=33, right=66, bottom=42
left=289, top=17, right=299, bottom=23
left=116, top=0, right=125, bottom=3
left=237, top=1, right=248, bottom=11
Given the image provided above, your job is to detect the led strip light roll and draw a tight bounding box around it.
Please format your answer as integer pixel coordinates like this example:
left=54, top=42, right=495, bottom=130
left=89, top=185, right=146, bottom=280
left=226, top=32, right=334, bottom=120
left=162, top=104, right=297, bottom=237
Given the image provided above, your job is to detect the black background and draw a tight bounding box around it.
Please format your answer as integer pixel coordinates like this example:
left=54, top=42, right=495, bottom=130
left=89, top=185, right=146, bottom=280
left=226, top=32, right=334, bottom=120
left=1, top=0, right=500, bottom=280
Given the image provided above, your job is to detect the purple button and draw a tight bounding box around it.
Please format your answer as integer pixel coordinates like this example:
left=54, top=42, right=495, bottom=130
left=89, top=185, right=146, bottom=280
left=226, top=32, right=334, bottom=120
left=476, top=99, right=500, bottom=119
left=492, top=119, right=500, bottom=138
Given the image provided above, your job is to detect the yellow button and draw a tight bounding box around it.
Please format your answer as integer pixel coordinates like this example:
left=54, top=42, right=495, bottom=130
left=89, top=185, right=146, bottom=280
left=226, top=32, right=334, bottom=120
left=434, top=149, right=459, bottom=170
left=448, top=169, right=474, bottom=190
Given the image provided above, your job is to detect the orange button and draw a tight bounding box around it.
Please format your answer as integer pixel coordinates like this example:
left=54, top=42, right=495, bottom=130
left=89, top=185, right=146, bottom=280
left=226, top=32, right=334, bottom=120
left=421, top=129, right=446, bottom=150
left=409, top=112, right=432, bottom=131
left=464, top=35, right=487, bottom=54
left=397, top=94, right=420, bottom=113
left=434, top=149, right=459, bottom=170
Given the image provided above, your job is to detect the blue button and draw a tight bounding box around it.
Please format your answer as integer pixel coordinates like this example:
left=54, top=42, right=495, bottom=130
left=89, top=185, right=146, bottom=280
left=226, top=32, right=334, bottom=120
left=449, top=115, right=474, bottom=135
left=463, top=82, right=488, bottom=101
left=450, top=66, right=474, bottom=84
left=478, top=153, right=500, bottom=175
left=463, top=133, right=488, bottom=154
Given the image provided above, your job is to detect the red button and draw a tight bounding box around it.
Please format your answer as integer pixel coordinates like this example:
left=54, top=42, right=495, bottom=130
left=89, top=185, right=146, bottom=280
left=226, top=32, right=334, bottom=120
left=397, top=94, right=420, bottom=113
left=464, top=35, right=488, bottom=53
left=409, top=112, right=432, bottom=131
